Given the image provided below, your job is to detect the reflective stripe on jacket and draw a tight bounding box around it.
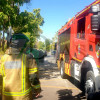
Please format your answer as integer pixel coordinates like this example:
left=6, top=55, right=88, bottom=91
left=28, top=58, right=41, bottom=92
left=29, top=67, right=38, bottom=74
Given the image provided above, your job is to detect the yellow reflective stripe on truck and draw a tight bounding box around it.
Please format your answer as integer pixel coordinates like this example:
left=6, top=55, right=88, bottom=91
left=65, top=63, right=71, bottom=76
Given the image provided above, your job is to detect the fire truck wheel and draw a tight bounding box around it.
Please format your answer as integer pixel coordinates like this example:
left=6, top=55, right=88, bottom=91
left=60, top=61, right=66, bottom=79
left=85, top=71, right=95, bottom=99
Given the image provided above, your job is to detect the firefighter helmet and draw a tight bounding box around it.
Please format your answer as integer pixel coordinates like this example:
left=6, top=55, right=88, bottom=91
left=10, top=33, right=29, bottom=48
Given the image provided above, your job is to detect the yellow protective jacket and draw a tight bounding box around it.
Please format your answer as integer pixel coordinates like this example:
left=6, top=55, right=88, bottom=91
left=0, top=48, right=41, bottom=100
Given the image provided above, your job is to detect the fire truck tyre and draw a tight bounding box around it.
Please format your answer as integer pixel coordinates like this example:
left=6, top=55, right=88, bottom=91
left=85, top=71, right=95, bottom=100
left=60, top=61, right=66, bottom=79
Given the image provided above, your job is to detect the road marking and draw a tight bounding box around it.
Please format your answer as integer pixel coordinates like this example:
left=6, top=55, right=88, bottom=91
left=41, top=85, right=79, bottom=90
left=40, top=79, right=64, bottom=81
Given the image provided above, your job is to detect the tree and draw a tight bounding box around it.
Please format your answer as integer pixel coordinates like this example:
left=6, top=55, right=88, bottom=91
left=51, top=32, right=58, bottom=50
left=45, top=39, right=50, bottom=52
left=13, top=9, right=44, bottom=49
left=0, top=0, right=44, bottom=50
left=0, top=0, right=31, bottom=51
left=0, top=32, right=1, bottom=47
left=37, top=41, right=45, bottom=50
left=0, top=0, right=44, bottom=51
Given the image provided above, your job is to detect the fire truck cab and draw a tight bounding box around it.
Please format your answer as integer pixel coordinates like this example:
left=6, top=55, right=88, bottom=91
left=57, top=0, right=100, bottom=97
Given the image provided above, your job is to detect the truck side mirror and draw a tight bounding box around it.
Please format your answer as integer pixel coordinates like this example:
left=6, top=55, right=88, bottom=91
left=91, top=15, right=100, bottom=31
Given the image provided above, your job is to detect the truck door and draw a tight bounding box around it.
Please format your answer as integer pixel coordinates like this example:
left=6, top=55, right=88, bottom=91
left=74, top=17, right=87, bottom=60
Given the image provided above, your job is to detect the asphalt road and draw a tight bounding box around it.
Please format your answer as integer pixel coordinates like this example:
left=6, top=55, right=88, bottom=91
left=36, top=54, right=86, bottom=100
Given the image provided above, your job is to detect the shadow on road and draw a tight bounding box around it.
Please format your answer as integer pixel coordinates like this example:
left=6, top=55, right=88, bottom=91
left=57, top=89, right=86, bottom=100
left=38, top=59, right=59, bottom=79
left=57, top=89, right=100, bottom=100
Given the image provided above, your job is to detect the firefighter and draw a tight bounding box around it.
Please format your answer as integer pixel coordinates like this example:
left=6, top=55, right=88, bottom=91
left=0, top=33, right=41, bottom=100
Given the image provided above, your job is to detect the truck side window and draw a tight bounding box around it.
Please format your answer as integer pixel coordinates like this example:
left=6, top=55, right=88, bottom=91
left=77, top=17, right=85, bottom=39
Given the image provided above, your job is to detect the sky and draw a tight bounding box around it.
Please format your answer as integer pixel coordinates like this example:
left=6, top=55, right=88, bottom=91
left=20, top=0, right=95, bottom=41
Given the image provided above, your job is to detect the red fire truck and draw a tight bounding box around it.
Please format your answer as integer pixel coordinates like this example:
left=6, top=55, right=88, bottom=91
left=57, top=0, right=100, bottom=97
